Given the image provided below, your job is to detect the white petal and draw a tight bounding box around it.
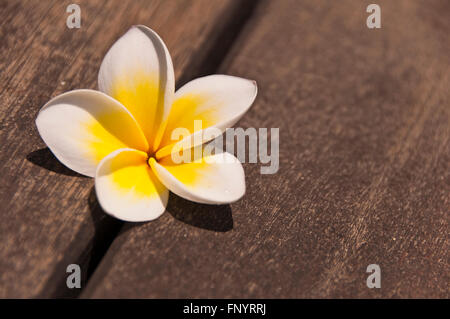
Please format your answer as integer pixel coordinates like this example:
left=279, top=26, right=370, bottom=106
left=149, top=151, right=245, bottom=204
left=36, top=89, right=148, bottom=177
left=156, top=75, right=257, bottom=159
left=95, top=148, right=168, bottom=222
left=99, top=25, right=175, bottom=149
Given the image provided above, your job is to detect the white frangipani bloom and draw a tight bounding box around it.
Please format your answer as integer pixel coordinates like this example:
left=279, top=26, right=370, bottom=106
left=36, top=25, right=257, bottom=222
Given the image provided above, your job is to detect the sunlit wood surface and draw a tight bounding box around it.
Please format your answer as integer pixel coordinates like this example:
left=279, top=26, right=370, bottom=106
left=0, top=0, right=448, bottom=298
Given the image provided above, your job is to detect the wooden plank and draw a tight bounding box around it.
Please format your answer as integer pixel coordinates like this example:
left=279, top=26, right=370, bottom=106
left=82, top=0, right=449, bottom=298
left=0, top=0, right=256, bottom=298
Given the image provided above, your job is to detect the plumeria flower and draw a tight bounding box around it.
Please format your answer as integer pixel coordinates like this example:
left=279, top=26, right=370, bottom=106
left=35, top=25, right=257, bottom=222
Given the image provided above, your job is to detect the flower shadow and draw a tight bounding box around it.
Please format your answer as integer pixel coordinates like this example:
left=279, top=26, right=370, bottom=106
left=26, top=147, right=86, bottom=177
left=166, top=193, right=234, bottom=232
left=27, top=148, right=233, bottom=233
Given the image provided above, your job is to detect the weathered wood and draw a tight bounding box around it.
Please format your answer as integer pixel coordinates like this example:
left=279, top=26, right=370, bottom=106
left=0, top=0, right=256, bottom=298
left=83, top=0, right=449, bottom=298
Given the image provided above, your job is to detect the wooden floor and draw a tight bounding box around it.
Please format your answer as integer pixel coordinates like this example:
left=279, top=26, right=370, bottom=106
left=0, top=0, right=448, bottom=298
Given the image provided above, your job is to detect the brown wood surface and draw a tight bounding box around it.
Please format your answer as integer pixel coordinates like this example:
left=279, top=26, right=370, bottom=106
left=82, top=0, right=449, bottom=298
left=0, top=0, right=256, bottom=298
left=0, top=0, right=448, bottom=299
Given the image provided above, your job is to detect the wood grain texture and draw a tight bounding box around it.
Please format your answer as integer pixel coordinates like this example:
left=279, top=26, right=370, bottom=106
left=82, top=0, right=449, bottom=298
left=0, top=0, right=254, bottom=298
